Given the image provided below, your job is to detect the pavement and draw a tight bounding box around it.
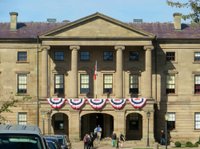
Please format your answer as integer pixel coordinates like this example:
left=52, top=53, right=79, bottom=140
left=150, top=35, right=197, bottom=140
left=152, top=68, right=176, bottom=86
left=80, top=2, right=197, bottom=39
left=71, top=140, right=200, bottom=149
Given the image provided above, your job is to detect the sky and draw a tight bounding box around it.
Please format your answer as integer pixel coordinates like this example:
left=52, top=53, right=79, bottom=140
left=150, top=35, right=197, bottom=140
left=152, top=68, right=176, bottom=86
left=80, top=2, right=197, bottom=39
left=0, top=0, right=191, bottom=23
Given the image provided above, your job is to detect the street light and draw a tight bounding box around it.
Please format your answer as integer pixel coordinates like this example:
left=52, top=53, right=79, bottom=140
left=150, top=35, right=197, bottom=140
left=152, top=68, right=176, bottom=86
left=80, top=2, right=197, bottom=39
left=147, top=111, right=151, bottom=147
left=165, top=113, right=169, bottom=149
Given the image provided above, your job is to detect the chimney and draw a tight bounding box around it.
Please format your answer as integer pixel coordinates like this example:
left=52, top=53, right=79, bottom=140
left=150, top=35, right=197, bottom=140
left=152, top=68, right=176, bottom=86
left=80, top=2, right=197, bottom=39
left=9, top=12, right=18, bottom=31
left=173, top=13, right=182, bottom=30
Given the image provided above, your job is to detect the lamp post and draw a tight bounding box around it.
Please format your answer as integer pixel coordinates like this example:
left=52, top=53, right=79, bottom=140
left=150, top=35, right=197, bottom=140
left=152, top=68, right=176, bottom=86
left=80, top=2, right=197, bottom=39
left=147, top=111, right=151, bottom=147
left=165, top=113, right=169, bottom=149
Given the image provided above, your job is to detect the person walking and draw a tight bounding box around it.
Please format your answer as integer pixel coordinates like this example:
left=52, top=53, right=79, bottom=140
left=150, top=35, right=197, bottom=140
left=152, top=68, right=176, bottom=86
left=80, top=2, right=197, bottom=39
left=119, top=133, right=125, bottom=148
left=160, top=130, right=165, bottom=145
left=111, top=132, right=117, bottom=147
left=95, top=125, right=102, bottom=144
left=83, top=133, right=91, bottom=149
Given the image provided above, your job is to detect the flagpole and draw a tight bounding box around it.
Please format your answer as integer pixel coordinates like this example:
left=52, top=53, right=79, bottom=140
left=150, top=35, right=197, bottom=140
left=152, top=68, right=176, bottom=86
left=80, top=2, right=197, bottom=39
left=96, top=61, right=97, bottom=98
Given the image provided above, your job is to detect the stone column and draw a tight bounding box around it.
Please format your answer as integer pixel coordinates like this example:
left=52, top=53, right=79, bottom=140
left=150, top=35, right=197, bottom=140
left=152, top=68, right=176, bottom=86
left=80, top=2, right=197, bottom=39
left=41, top=46, right=50, bottom=98
left=115, top=46, right=125, bottom=98
left=114, top=111, right=125, bottom=136
left=69, top=111, right=80, bottom=141
left=144, top=46, right=154, bottom=98
left=69, top=46, right=80, bottom=98
left=142, top=111, right=155, bottom=145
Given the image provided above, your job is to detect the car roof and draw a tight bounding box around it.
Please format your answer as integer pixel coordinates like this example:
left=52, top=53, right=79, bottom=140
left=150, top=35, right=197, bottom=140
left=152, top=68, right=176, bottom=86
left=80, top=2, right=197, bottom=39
left=0, top=124, right=42, bottom=135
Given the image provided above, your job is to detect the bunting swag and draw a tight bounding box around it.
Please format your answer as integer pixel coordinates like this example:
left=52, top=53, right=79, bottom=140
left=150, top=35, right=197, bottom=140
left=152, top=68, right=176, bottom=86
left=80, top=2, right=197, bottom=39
left=67, top=98, right=86, bottom=110
left=87, top=98, right=106, bottom=110
left=47, top=98, right=66, bottom=109
left=128, top=98, right=146, bottom=108
left=108, top=98, right=126, bottom=109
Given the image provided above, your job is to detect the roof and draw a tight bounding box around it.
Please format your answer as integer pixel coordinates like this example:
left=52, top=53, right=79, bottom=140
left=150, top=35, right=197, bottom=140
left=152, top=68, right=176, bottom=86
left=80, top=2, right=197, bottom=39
left=0, top=124, right=42, bottom=135
left=0, top=12, right=200, bottom=40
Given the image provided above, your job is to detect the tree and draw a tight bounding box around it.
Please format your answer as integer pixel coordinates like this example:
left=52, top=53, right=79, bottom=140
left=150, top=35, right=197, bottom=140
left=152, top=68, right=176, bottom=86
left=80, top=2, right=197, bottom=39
left=167, top=0, right=200, bottom=23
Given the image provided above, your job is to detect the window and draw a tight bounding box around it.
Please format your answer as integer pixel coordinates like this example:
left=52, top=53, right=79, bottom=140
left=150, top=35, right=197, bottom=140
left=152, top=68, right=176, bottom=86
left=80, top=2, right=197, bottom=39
left=103, top=74, right=113, bottom=93
left=18, top=112, right=27, bottom=125
left=54, top=74, right=64, bottom=95
left=17, top=74, right=27, bottom=94
left=80, top=74, right=89, bottom=94
left=128, top=114, right=139, bottom=130
left=17, top=51, right=27, bottom=61
left=166, top=74, right=175, bottom=94
left=194, top=52, right=200, bottom=61
left=103, top=51, right=113, bottom=61
left=129, top=74, right=139, bottom=94
left=54, top=51, right=64, bottom=61
left=194, top=75, right=200, bottom=94
left=80, top=51, right=90, bottom=61
left=167, top=112, right=176, bottom=130
left=195, top=113, right=200, bottom=129
left=129, top=51, right=139, bottom=61
left=166, top=52, right=175, bottom=61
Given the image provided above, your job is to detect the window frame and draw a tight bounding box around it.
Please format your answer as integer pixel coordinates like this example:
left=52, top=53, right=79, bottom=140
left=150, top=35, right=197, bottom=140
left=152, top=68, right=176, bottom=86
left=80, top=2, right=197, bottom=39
left=18, top=112, right=27, bottom=125
left=54, top=51, right=64, bottom=61
left=195, top=112, right=200, bottom=130
left=17, top=51, right=27, bottom=62
left=167, top=112, right=176, bottom=130
left=129, top=74, right=139, bottom=94
left=129, top=51, right=139, bottom=61
left=194, top=52, right=200, bottom=62
left=103, top=51, right=113, bottom=61
left=80, top=74, right=90, bottom=94
left=166, top=74, right=175, bottom=94
left=194, top=75, right=200, bottom=94
left=103, top=74, right=113, bottom=93
left=80, top=51, right=90, bottom=61
left=17, top=74, right=27, bottom=94
left=166, top=52, right=175, bottom=61
left=54, top=74, right=64, bottom=95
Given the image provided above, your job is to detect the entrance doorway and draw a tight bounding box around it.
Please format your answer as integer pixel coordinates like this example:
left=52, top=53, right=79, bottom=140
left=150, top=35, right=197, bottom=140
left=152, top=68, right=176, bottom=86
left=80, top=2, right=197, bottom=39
left=52, top=113, right=69, bottom=135
left=81, top=113, right=113, bottom=139
left=126, top=113, right=143, bottom=140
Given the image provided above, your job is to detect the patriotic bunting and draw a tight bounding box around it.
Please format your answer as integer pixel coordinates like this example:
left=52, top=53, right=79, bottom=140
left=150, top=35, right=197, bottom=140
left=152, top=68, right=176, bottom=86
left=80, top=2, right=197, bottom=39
left=128, top=98, right=146, bottom=108
left=47, top=97, right=147, bottom=109
left=67, top=98, right=86, bottom=110
left=108, top=98, right=126, bottom=110
left=87, top=98, right=107, bottom=110
left=47, top=98, right=66, bottom=109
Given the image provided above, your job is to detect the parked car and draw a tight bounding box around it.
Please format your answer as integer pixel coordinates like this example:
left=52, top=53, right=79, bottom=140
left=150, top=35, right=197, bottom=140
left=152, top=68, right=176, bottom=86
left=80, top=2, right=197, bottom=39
left=53, top=135, right=71, bottom=149
left=0, top=124, right=48, bottom=149
left=44, top=135, right=71, bottom=149
left=44, top=136, right=61, bottom=149
left=46, top=140, right=61, bottom=149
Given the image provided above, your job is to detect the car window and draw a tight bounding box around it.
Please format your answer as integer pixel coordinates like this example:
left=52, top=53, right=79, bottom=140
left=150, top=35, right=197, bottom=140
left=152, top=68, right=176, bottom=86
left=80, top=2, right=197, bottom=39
left=0, top=134, right=43, bottom=149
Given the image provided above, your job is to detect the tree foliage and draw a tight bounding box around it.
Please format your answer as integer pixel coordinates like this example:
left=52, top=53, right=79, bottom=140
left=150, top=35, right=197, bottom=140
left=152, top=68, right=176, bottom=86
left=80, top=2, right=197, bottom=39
left=167, top=0, right=200, bottom=23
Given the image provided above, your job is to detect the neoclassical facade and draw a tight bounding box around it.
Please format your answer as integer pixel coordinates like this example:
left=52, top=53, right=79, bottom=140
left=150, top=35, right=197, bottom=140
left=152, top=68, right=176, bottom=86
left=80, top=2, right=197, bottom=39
left=0, top=12, right=200, bottom=145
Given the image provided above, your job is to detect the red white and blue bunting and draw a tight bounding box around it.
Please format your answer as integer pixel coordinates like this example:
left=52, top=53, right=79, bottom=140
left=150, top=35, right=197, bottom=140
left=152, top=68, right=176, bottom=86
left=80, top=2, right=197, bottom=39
left=108, top=98, right=126, bottom=110
left=47, top=98, right=66, bottom=109
left=128, top=98, right=146, bottom=108
left=86, top=98, right=107, bottom=110
left=67, top=98, right=86, bottom=110
left=47, top=97, right=147, bottom=109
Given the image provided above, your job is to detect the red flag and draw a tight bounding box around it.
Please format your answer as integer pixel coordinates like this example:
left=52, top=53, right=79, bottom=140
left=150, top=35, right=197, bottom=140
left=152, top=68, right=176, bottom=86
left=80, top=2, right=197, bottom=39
left=93, top=61, right=97, bottom=80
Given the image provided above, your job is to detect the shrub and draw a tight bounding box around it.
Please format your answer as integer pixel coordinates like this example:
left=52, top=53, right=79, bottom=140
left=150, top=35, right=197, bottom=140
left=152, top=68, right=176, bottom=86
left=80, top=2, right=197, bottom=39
left=175, top=141, right=181, bottom=147
left=185, top=141, right=193, bottom=147
left=194, top=142, right=199, bottom=147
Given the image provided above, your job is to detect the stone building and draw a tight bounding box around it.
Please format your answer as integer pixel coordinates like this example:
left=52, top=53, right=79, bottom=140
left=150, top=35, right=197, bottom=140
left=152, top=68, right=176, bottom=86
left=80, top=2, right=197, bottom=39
left=0, top=12, right=200, bottom=145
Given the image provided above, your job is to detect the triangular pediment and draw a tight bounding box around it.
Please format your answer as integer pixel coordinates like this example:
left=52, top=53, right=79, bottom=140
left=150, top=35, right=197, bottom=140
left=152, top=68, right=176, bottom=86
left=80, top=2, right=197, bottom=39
left=41, top=13, right=154, bottom=39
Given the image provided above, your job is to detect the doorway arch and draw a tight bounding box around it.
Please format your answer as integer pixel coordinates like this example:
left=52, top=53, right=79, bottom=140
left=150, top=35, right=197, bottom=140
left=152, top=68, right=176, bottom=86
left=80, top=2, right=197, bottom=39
left=126, top=113, right=143, bottom=140
left=81, top=113, right=113, bottom=139
left=51, top=113, right=69, bottom=135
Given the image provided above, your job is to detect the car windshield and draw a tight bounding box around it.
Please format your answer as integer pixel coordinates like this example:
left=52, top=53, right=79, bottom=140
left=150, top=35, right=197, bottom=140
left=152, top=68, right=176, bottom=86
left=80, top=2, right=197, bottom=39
left=0, top=134, right=43, bottom=149
left=57, top=138, right=63, bottom=145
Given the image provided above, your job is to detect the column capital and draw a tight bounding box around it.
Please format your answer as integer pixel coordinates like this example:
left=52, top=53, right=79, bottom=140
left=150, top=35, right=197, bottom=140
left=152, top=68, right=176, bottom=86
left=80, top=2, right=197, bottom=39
left=40, top=46, right=50, bottom=51
left=69, top=45, right=80, bottom=51
left=114, top=45, right=125, bottom=50
left=144, top=45, right=154, bottom=51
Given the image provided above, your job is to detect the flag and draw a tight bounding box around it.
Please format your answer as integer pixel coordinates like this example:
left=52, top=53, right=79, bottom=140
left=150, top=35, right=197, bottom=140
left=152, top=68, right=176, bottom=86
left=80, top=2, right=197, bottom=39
left=93, top=61, right=97, bottom=80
